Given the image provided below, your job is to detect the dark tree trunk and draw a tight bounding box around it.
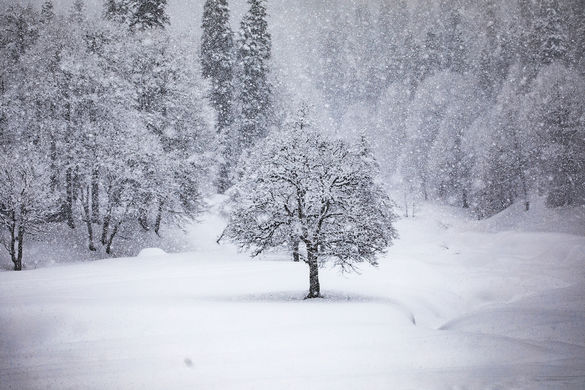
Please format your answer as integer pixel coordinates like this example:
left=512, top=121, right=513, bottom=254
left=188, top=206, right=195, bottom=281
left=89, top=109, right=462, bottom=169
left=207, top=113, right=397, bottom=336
left=65, top=168, right=75, bottom=229
left=15, top=224, right=24, bottom=271
left=462, top=188, right=469, bottom=208
left=49, top=136, right=58, bottom=191
left=306, top=247, right=320, bottom=298
left=91, top=169, right=99, bottom=223
left=81, top=188, right=96, bottom=251
left=138, top=208, right=149, bottom=231
left=84, top=213, right=96, bottom=251
left=292, top=239, right=300, bottom=262
left=101, top=213, right=110, bottom=246
left=9, top=214, right=17, bottom=270
left=520, top=172, right=530, bottom=211
left=105, top=223, right=120, bottom=255
left=154, top=200, right=163, bottom=236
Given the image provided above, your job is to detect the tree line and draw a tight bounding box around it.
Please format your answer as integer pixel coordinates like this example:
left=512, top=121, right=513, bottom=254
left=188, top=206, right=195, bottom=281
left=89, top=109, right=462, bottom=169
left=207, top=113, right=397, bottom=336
left=310, top=0, right=585, bottom=218
left=0, top=0, right=275, bottom=270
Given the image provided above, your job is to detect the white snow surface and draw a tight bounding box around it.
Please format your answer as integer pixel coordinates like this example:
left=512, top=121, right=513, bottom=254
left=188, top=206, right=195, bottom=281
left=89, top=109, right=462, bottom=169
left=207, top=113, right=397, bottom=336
left=1, top=199, right=584, bottom=389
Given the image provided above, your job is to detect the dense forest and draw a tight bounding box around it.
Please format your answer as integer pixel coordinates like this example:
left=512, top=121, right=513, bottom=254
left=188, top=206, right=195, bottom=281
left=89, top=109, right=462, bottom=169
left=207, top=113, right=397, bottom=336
left=0, top=0, right=584, bottom=270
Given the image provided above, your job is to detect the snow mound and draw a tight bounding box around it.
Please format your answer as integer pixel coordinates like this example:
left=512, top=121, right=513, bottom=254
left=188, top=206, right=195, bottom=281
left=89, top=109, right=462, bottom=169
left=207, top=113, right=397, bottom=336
left=469, top=197, right=585, bottom=235
left=137, top=247, right=167, bottom=258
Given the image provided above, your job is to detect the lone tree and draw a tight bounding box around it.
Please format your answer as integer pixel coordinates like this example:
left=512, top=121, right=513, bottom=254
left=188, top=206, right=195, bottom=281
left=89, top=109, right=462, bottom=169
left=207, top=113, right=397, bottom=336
left=223, top=124, right=398, bottom=298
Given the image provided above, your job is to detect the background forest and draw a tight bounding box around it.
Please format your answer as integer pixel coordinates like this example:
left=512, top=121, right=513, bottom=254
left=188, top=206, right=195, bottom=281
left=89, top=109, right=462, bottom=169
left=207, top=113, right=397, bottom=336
left=0, top=0, right=584, bottom=269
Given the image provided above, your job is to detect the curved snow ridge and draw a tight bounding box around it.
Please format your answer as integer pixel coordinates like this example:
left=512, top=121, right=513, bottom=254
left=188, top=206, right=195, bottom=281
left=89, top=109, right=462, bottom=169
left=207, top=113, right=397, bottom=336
left=438, top=282, right=585, bottom=349
left=188, top=290, right=419, bottom=325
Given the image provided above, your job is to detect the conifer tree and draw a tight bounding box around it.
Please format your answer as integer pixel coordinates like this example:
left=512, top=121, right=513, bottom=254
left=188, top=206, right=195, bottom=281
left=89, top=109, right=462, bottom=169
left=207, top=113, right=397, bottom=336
left=104, top=0, right=131, bottom=23
left=129, top=0, right=169, bottom=30
left=533, top=0, right=568, bottom=64
left=236, top=0, right=272, bottom=151
left=200, top=0, right=235, bottom=192
left=69, top=0, right=86, bottom=24
left=40, top=1, right=55, bottom=24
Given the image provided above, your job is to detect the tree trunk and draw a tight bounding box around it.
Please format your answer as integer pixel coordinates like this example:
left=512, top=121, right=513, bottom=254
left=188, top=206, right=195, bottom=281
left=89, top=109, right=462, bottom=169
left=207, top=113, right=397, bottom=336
left=84, top=212, right=96, bottom=251
left=65, top=168, right=75, bottom=229
left=154, top=200, right=163, bottom=236
left=49, top=136, right=58, bottom=191
left=9, top=214, right=17, bottom=270
left=138, top=208, right=149, bottom=231
left=520, top=172, right=530, bottom=211
left=101, top=213, right=110, bottom=246
left=81, top=188, right=96, bottom=251
left=306, top=247, right=320, bottom=298
left=15, top=224, right=24, bottom=271
left=106, top=222, right=120, bottom=255
left=292, top=239, right=300, bottom=262
left=91, top=169, right=99, bottom=223
left=462, top=188, right=469, bottom=208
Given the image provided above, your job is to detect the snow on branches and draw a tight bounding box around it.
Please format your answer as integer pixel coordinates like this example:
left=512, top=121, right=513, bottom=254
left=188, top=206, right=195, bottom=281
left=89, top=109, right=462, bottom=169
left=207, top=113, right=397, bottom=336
left=224, top=119, right=397, bottom=298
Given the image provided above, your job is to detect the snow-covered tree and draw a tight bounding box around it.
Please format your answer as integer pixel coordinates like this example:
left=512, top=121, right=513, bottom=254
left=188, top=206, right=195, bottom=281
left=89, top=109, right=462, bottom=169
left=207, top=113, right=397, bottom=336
left=523, top=64, right=585, bottom=207
left=104, top=0, right=131, bottom=23
left=400, top=72, right=455, bottom=200
left=125, top=30, right=216, bottom=234
left=532, top=0, right=569, bottom=65
left=224, top=123, right=397, bottom=298
left=235, top=0, right=272, bottom=151
left=200, top=0, right=235, bottom=192
left=425, top=74, right=483, bottom=207
left=0, top=149, right=55, bottom=270
left=129, top=0, right=169, bottom=30
left=40, top=1, right=55, bottom=24
left=69, top=0, right=86, bottom=24
left=469, top=65, right=531, bottom=218
left=0, top=4, right=39, bottom=79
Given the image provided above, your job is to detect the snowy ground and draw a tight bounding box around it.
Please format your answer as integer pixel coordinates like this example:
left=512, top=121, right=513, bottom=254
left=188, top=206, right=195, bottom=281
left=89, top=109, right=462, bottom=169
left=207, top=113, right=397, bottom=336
left=0, top=200, right=584, bottom=389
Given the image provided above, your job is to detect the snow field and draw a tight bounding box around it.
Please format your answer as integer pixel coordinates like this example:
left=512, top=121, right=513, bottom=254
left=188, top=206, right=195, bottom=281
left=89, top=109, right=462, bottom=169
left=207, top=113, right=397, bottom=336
left=0, top=202, right=584, bottom=389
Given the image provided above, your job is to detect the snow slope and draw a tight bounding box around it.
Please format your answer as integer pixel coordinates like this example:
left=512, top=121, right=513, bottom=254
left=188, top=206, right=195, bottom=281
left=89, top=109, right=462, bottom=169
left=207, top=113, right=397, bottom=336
left=0, top=201, right=584, bottom=389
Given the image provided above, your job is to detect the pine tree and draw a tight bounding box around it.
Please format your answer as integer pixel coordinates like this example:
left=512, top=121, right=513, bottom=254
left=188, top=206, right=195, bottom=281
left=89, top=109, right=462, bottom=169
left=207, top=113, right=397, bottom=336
left=69, top=0, right=86, bottom=24
left=525, top=64, right=585, bottom=207
left=236, top=0, right=272, bottom=151
left=129, top=0, right=169, bottom=30
left=200, top=0, right=235, bottom=193
left=533, top=0, right=568, bottom=65
left=470, top=74, right=531, bottom=218
left=441, top=6, right=466, bottom=73
left=40, top=1, right=55, bottom=24
left=104, top=0, right=131, bottom=23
